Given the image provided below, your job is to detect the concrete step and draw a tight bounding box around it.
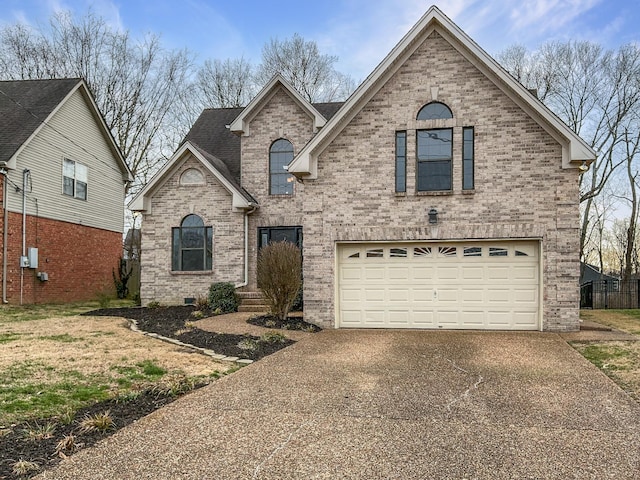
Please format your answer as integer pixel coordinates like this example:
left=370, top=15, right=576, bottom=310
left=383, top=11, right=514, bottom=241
left=240, top=297, right=268, bottom=306
left=238, top=304, right=269, bottom=313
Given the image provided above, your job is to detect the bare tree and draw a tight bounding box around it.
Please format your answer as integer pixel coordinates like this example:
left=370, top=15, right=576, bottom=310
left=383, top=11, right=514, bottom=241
left=0, top=10, right=194, bottom=195
left=498, top=41, right=640, bottom=263
left=256, top=33, right=356, bottom=102
left=196, top=57, right=255, bottom=108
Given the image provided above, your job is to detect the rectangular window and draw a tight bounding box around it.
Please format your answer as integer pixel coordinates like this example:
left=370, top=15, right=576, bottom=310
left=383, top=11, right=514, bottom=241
left=62, top=158, right=88, bottom=200
left=463, top=127, right=474, bottom=190
left=171, top=225, right=213, bottom=271
left=417, top=128, right=452, bottom=191
left=395, top=131, right=406, bottom=193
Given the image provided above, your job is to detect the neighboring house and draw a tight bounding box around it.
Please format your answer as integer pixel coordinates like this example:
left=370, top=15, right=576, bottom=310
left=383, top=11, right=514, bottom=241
left=0, top=78, right=132, bottom=304
left=580, top=263, right=619, bottom=288
left=131, top=7, right=595, bottom=332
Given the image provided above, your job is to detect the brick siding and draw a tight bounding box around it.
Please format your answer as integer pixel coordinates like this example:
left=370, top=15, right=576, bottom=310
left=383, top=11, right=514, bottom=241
left=139, top=155, right=245, bottom=304
left=0, top=209, right=121, bottom=304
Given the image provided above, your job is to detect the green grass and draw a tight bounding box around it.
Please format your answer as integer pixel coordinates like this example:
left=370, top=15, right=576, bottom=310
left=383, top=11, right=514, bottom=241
left=578, top=344, right=630, bottom=371
left=0, top=332, right=22, bottom=343
left=37, top=334, right=81, bottom=343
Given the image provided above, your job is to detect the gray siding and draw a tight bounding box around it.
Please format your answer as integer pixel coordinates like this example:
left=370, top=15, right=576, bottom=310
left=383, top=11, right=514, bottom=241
left=5, top=89, right=125, bottom=233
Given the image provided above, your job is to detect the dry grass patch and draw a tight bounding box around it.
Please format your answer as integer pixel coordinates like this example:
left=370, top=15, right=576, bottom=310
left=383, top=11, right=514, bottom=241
left=580, top=309, right=640, bottom=335
left=0, top=313, right=231, bottom=426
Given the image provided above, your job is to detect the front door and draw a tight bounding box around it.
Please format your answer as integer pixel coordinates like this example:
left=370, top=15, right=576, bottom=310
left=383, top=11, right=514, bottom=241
left=258, top=226, right=303, bottom=249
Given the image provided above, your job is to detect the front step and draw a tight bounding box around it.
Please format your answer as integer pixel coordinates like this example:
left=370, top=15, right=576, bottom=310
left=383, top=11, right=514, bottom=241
left=237, top=291, right=269, bottom=313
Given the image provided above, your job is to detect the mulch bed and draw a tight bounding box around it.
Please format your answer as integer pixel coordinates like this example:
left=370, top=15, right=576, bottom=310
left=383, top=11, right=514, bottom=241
left=248, top=314, right=322, bottom=332
left=0, top=389, right=185, bottom=479
left=86, top=305, right=295, bottom=361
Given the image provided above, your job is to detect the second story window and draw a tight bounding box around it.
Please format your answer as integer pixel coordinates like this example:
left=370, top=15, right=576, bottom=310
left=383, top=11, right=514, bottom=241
left=63, top=158, right=87, bottom=200
left=270, top=139, right=294, bottom=195
left=416, top=128, right=453, bottom=192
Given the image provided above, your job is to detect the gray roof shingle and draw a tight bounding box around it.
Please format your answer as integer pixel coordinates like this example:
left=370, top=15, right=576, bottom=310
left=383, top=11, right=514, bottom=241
left=0, top=78, right=81, bottom=163
left=184, top=101, right=344, bottom=185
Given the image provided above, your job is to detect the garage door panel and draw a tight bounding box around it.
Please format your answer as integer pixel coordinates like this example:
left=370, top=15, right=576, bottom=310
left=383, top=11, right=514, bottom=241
left=364, top=289, right=385, bottom=302
left=388, top=311, right=410, bottom=325
left=364, top=268, right=385, bottom=281
left=388, top=288, right=410, bottom=302
left=388, top=267, right=410, bottom=281
left=412, top=266, right=434, bottom=280
left=512, top=266, right=537, bottom=280
left=338, top=241, right=539, bottom=330
left=487, top=267, right=510, bottom=280
left=341, top=266, right=362, bottom=281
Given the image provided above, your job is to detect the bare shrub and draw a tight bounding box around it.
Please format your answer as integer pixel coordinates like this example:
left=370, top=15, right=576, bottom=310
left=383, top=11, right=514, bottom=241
left=257, top=242, right=302, bottom=321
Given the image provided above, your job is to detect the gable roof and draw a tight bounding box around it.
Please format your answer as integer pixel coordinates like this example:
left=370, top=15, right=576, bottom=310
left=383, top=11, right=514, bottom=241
left=0, top=78, right=131, bottom=180
left=288, top=6, right=597, bottom=179
left=229, top=75, right=329, bottom=136
left=184, top=107, right=243, bottom=181
left=128, top=140, right=256, bottom=212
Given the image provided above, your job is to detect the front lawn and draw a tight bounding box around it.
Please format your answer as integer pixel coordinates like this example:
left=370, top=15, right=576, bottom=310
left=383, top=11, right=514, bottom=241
left=0, top=302, right=233, bottom=478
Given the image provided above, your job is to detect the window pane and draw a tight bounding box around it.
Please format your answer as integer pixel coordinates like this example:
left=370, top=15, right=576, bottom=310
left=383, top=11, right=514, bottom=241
left=63, top=176, right=74, bottom=196
left=464, top=247, right=482, bottom=257
left=206, top=227, right=213, bottom=270
left=395, top=131, right=406, bottom=193
left=390, top=247, right=407, bottom=258
left=172, top=228, right=180, bottom=270
left=417, top=102, right=453, bottom=120
left=270, top=139, right=294, bottom=195
left=414, top=247, right=432, bottom=257
left=417, top=160, right=452, bottom=191
left=463, top=127, right=474, bottom=190
left=417, top=129, right=452, bottom=160
left=366, top=248, right=383, bottom=258
left=489, top=247, right=508, bottom=257
left=182, top=250, right=204, bottom=271
left=439, top=246, right=457, bottom=257
left=75, top=163, right=88, bottom=182
left=182, top=227, right=204, bottom=248
left=63, top=159, right=75, bottom=177
left=76, top=181, right=87, bottom=200
left=182, top=214, right=204, bottom=228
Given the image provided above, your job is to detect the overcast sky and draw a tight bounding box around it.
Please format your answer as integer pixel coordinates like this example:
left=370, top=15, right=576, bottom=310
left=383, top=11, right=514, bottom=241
left=1, top=0, right=638, bottom=80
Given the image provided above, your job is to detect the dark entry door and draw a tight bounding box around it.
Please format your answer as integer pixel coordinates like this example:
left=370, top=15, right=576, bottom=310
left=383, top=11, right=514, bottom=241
left=258, top=226, right=302, bottom=249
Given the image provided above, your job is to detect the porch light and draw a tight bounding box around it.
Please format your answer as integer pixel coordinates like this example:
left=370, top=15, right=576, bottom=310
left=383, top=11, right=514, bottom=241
left=428, top=208, right=438, bottom=224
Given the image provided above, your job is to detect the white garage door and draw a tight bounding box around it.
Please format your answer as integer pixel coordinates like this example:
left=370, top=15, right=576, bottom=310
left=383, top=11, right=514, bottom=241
left=337, top=241, right=540, bottom=330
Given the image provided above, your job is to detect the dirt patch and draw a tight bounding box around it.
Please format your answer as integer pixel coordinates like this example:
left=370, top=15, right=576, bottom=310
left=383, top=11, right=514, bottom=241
left=87, top=306, right=296, bottom=361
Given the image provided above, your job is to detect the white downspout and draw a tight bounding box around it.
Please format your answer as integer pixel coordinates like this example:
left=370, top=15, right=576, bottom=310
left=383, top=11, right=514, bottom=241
left=20, top=169, right=29, bottom=305
left=235, top=204, right=257, bottom=288
left=1, top=169, right=8, bottom=303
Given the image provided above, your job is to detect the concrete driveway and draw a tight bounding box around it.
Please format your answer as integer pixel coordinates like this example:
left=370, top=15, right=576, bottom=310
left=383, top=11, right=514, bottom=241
left=41, top=330, right=640, bottom=479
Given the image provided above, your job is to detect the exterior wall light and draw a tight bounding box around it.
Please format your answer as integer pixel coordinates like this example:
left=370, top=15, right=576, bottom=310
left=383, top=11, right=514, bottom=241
left=428, top=208, right=438, bottom=224
left=578, top=161, right=589, bottom=173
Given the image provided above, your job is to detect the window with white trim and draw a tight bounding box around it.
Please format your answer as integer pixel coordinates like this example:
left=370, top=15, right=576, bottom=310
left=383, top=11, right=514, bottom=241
left=63, top=158, right=87, bottom=200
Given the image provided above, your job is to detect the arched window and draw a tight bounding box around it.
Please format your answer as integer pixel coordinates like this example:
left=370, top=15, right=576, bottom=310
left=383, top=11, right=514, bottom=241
left=416, top=102, right=453, bottom=120
left=171, top=214, right=212, bottom=271
left=270, top=139, right=294, bottom=195
left=180, top=168, right=205, bottom=185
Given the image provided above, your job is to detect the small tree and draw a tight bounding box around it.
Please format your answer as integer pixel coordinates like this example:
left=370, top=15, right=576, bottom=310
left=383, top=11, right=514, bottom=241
left=257, top=242, right=302, bottom=321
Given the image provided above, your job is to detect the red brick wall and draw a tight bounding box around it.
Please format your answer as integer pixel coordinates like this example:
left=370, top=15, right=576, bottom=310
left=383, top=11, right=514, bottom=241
left=0, top=208, right=121, bottom=304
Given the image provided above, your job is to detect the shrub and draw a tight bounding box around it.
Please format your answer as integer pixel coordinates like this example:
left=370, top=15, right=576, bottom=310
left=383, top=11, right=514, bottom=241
left=257, top=241, right=302, bottom=321
left=208, top=282, right=239, bottom=313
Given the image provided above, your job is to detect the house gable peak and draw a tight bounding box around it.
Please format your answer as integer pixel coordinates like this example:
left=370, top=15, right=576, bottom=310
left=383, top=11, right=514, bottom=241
left=229, top=74, right=327, bottom=136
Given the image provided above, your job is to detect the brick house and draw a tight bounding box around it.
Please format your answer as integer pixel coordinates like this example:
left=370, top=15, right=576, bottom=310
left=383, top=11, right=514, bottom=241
left=0, top=78, right=132, bottom=304
left=131, top=7, right=595, bottom=331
